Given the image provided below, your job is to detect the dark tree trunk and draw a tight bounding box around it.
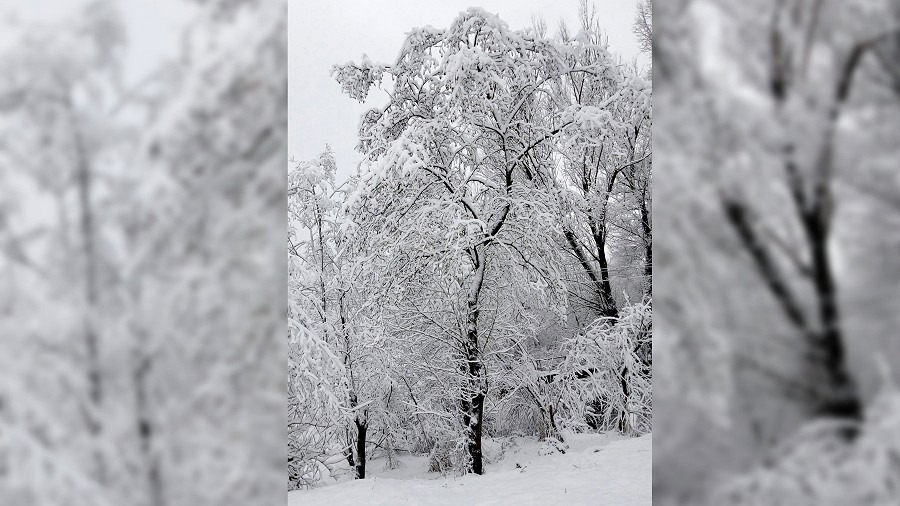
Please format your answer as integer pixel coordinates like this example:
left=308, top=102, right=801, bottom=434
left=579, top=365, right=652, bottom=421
left=462, top=259, right=486, bottom=475
left=589, top=220, right=619, bottom=320
left=547, top=405, right=562, bottom=444
left=802, top=208, right=862, bottom=423
left=460, top=335, right=485, bottom=475
left=348, top=392, right=368, bottom=479
left=639, top=185, right=652, bottom=296
left=618, top=363, right=631, bottom=434
left=467, top=391, right=485, bottom=475
left=720, top=171, right=862, bottom=434
left=354, top=418, right=367, bottom=479
left=563, top=228, right=618, bottom=319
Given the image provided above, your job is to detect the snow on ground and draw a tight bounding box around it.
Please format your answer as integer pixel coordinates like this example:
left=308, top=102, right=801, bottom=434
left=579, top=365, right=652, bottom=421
left=289, top=432, right=651, bottom=506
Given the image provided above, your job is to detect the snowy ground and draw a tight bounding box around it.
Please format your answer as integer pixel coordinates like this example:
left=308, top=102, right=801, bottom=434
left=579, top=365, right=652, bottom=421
left=289, top=432, right=651, bottom=506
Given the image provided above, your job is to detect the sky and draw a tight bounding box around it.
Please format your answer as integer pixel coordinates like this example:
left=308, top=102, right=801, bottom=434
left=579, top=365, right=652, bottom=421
left=289, top=0, right=646, bottom=182
left=0, top=0, right=192, bottom=86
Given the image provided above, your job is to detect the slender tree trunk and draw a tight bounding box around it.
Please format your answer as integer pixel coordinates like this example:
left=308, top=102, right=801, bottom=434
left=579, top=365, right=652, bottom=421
left=547, top=405, right=562, bottom=443
left=802, top=207, right=861, bottom=422
left=134, top=349, right=165, bottom=506
left=71, top=102, right=106, bottom=484
left=618, top=364, right=631, bottom=434
left=640, top=184, right=652, bottom=296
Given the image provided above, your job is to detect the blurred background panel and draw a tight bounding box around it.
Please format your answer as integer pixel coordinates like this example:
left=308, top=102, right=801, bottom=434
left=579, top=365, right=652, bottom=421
left=0, top=0, right=286, bottom=505
left=654, top=0, right=900, bottom=504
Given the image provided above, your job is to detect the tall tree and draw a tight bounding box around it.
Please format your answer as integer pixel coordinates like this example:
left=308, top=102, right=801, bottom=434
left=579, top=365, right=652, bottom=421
left=333, top=8, right=626, bottom=474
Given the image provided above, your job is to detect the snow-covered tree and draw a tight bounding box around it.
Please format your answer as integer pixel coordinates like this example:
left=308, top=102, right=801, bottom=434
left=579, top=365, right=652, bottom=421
left=552, top=2, right=652, bottom=320
left=288, top=147, right=401, bottom=486
left=332, top=7, right=646, bottom=475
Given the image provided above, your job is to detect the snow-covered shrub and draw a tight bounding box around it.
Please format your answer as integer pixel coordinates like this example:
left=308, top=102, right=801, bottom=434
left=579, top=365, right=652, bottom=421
left=556, top=298, right=652, bottom=435
left=427, top=440, right=453, bottom=474
left=427, top=437, right=470, bottom=475
left=287, top=307, right=350, bottom=489
left=538, top=437, right=569, bottom=456
left=489, top=380, right=548, bottom=439
left=481, top=438, right=512, bottom=465
left=708, top=390, right=900, bottom=505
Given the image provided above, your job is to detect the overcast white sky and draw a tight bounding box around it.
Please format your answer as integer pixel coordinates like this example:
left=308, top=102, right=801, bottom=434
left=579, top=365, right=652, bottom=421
left=0, top=0, right=192, bottom=84
left=289, top=0, right=646, bottom=182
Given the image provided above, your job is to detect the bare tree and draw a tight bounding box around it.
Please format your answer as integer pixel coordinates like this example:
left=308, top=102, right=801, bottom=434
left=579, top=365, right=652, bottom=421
left=633, top=0, right=652, bottom=54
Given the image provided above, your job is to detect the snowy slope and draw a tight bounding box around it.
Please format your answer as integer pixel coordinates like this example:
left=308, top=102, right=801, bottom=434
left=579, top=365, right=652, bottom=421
left=289, top=433, right=651, bottom=506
